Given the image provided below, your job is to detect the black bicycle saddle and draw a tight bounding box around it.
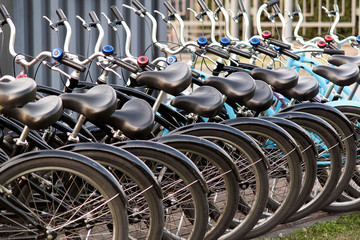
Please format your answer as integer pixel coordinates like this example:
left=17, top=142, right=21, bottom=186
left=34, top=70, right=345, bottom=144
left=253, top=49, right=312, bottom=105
left=278, top=76, right=319, bottom=101
left=106, top=98, right=154, bottom=139
left=60, top=85, right=117, bottom=122
left=313, top=63, right=359, bottom=86
left=0, top=77, right=37, bottom=108
left=136, top=62, right=192, bottom=95
left=328, top=55, right=360, bottom=68
left=250, top=67, right=298, bottom=90
left=204, top=72, right=256, bottom=105
left=171, top=86, right=224, bottom=118
left=1, top=95, right=63, bottom=130
left=243, top=80, right=273, bottom=112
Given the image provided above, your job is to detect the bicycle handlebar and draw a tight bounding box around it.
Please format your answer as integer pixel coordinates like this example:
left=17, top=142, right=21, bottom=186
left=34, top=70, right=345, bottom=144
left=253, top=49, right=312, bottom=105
left=255, top=45, right=278, bottom=58
left=214, top=0, right=224, bottom=8
left=0, top=4, right=10, bottom=19
left=268, top=38, right=291, bottom=50
left=164, top=1, right=177, bottom=15
left=132, top=0, right=146, bottom=14
left=89, top=11, right=100, bottom=24
left=266, top=0, right=280, bottom=8
left=113, top=58, right=139, bottom=73
left=110, top=5, right=124, bottom=22
left=61, top=57, right=87, bottom=72
left=197, top=0, right=210, bottom=12
left=205, top=46, right=230, bottom=59
left=228, top=46, right=252, bottom=59
left=56, top=8, right=67, bottom=21
left=323, top=48, right=344, bottom=55
left=278, top=48, right=300, bottom=60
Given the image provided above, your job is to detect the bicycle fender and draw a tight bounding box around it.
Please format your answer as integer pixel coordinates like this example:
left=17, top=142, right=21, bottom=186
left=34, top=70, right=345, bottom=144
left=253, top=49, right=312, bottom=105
left=114, top=140, right=209, bottom=194
left=275, top=111, right=344, bottom=150
left=280, top=102, right=357, bottom=143
left=325, top=99, right=360, bottom=108
left=5, top=150, right=128, bottom=205
left=59, top=143, right=163, bottom=199
left=154, top=134, right=242, bottom=182
left=223, top=117, right=304, bottom=169
left=169, top=122, right=269, bottom=170
left=261, top=115, right=318, bottom=157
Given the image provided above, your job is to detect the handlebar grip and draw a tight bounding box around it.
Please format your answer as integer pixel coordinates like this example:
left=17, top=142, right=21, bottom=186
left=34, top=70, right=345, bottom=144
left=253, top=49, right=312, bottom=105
left=323, top=49, right=345, bottom=55
left=110, top=6, right=125, bottom=22
left=197, top=0, right=210, bottom=11
left=214, top=0, right=224, bottom=8
left=113, top=58, right=139, bottom=73
left=89, top=11, right=100, bottom=24
left=273, top=4, right=281, bottom=14
left=255, top=45, right=278, bottom=58
left=206, top=46, right=230, bottom=59
left=0, top=4, right=10, bottom=19
left=266, top=0, right=280, bottom=7
left=56, top=8, right=68, bottom=21
left=238, top=0, right=246, bottom=12
left=279, top=49, right=300, bottom=61
left=132, top=0, right=147, bottom=13
left=164, top=1, right=177, bottom=15
left=268, top=39, right=291, bottom=50
left=295, top=4, right=302, bottom=13
left=60, top=58, right=86, bottom=72
left=327, top=43, right=338, bottom=50
left=192, top=70, right=201, bottom=79
left=228, top=46, right=252, bottom=59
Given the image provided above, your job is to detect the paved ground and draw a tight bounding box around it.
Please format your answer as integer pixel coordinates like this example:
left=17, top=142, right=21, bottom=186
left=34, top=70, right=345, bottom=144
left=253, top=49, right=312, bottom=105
left=255, top=211, right=353, bottom=239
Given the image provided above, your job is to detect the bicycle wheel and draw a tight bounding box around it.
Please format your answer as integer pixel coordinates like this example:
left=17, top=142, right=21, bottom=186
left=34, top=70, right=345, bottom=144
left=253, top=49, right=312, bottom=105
left=275, top=111, right=342, bottom=221
left=154, top=134, right=240, bottom=240
left=115, top=140, right=209, bottom=240
left=262, top=116, right=317, bottom=216
left=59, top=143, right=164, bottom=240
left=169, top=122, right=269, bottom=240
left=0, top=150, right=128, bottom=239
left=324, top=105, right=360, bottom=212
left=222, top=117, right=302, bottom=239
left=283, top=103, right=357, bottom=209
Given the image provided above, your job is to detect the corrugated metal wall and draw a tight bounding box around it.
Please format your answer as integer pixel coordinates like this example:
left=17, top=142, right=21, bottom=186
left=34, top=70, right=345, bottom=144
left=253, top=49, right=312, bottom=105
left=0, top=0, right=167, bottom=89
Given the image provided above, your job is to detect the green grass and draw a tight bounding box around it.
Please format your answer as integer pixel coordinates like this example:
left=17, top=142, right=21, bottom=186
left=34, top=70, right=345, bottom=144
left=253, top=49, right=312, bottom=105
left=265, top=212, right=360, bottom=240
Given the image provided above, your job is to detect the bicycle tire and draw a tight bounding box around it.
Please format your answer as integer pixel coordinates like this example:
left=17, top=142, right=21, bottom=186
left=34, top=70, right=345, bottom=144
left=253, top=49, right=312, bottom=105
left=154, top=134, right=240, bottom=240
left=169, top=122, right=269, bottom=240
left=262, top=116, right=317, bottom=217
left=275, top=111, right=342, bottom=221
left=114, top=140, right=209, bottom=240
left=222, top=117, right=302, bottom=239
left=282, top=103, right=357, bottom=205
left=59, top=143, right=164, bottom=240
left=0, top=150, right=128, bottom=239
left=324, top=105, right=360, bottom=212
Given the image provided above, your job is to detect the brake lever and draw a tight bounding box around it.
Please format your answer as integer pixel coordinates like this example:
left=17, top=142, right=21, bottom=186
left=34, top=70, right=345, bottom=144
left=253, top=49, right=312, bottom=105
left=123, top=4, right=144, bottom=17
left=96, top=62, right=122, bottom=80
left=43, top=16, right=58, bottom=32
left=187, top=8, right=203, bottom=22
left=154, top=10, right=170, bottom=24
left=101, top=12, right=118, bottom=31
left=76, top=15, right=91, bottom=31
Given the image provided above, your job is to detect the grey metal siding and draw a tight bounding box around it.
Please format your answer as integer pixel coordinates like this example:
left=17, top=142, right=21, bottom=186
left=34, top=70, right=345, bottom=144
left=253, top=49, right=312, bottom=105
left=0, top=0, right=167, bottom=88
